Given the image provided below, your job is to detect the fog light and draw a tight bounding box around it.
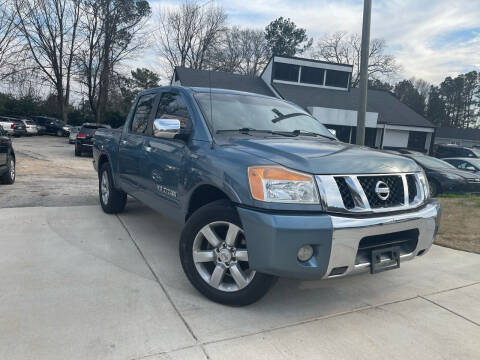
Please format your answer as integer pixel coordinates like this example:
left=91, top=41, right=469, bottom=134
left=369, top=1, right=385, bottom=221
left=297, top=245, right=314, bottom=262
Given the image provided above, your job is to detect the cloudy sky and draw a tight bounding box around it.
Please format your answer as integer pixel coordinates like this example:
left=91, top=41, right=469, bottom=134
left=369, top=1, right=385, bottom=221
left=150, top=0, right=480, bottom=85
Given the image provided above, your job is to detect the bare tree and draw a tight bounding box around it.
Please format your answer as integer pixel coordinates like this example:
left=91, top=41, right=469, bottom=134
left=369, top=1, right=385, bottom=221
left=76, top=0, right=151, bottom=123
left=208, top=27, right=269, bottom=76
left=0, top=0, right=24, bottom=80
left=411, top=77, right=431, bottom=100
left=14, top=0, right=81, bottom=123
left=154, top=0, right=227, bottom=76
left=313, top=31, right=400, bottom=87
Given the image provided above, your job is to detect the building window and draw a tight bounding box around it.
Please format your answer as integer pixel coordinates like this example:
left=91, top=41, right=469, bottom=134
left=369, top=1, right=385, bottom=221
left=273, top=63, right=299, bottom=82
left=300, top=66, right=325, bottom=85
left=325, top=70, right=350, bottom=88
left=408, top=131, right=427, bottom=151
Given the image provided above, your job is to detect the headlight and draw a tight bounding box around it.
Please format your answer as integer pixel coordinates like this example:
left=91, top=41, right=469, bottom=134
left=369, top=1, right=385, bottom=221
left=248, top=166, right=319, bottom=204
left=418, top=170, right=430, bottom=199
left=445, top=173, right=462, bottom=180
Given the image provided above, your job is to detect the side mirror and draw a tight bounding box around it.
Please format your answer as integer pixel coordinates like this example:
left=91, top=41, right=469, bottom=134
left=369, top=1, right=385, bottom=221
left=153, top=118, right=183, bottom=139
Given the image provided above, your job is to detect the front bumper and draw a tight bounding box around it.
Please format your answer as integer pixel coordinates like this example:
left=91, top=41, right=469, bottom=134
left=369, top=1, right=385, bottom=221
left=237, top=200, right=441, bottom=280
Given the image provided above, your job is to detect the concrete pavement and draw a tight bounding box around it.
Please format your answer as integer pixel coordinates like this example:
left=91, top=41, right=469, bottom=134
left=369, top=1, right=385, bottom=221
left=0, top=203, right=479, bottom=359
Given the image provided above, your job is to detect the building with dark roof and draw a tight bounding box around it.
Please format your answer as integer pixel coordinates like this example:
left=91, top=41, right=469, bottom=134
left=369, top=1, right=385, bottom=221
left=173, top=55, right=436, bottom=152
left=435, top=127, right=480, bottom=147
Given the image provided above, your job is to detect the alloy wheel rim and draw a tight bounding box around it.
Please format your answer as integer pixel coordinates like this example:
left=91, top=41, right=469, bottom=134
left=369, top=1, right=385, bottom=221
left=193, top=221, right=255, bottom=292
left=101, top=171, right=110, bottom=204
left=9, top=159, right=15, bottom=180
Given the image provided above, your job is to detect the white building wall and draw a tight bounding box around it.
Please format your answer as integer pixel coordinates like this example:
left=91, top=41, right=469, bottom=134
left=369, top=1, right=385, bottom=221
left=310, top=107, right=378, bottom=128
left=383, top=129, right=409, bottom=148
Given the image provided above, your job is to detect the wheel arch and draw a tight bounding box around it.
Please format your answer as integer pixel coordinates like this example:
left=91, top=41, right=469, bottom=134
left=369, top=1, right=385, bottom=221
left=185, top=184, right=236, bottom=221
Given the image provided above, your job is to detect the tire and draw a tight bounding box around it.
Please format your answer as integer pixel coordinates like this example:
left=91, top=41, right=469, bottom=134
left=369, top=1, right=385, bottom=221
left=1, top=155, right=15, bottom=185
left=74, top=146, right=81, bottom=157
left=429, top=179, right=439, bottom=197
left=56, top=129, right=63, bottom=137
left=99, top=163, right=127, bottom=214
left=180, top=200, right=277, bottom=306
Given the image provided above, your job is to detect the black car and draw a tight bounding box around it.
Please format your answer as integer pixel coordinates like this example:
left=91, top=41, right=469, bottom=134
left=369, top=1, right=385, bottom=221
left=405, top=154, right=480, bottom=196
left=443, top=158, right=480, bottom=175
left=0, top=126, right=15, bottom=184
left=75, top=123, right=110, bottom=156
left=31, top=116, right=67, bottom=136
left=433, top=144, right=480, bottom=159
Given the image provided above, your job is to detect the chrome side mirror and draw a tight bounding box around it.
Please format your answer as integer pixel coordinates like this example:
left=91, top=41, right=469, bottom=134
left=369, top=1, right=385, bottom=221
left=153, top=118, right=181, bottom=139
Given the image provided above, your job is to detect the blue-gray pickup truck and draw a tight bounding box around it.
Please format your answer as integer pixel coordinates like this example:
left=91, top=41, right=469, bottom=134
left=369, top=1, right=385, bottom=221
left=93, top=86, right=441, bottom=305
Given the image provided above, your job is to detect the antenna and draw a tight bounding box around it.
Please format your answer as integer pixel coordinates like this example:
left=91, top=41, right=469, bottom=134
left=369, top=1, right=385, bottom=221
left=209, top=69, right=215, bottom=149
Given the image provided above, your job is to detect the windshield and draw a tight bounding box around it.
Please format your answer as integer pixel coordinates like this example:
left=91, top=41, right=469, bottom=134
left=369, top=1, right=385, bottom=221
left=194, top=92, right=335, bottom=138
left=466, top=159, right=480, bottom=167
left=412, top=156, right=456, bottom=169
left=472, top=149, right=480, bottom=157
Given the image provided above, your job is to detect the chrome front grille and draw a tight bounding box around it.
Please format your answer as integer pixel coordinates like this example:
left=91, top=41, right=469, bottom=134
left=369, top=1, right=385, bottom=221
left=315, top=173, right=427, bottom=214
left=357, top=175, right=404, bottom=208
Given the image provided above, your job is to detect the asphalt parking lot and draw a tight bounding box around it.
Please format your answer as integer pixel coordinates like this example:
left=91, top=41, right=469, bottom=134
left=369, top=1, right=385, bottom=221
left=1, top=136, right=479, bottom=360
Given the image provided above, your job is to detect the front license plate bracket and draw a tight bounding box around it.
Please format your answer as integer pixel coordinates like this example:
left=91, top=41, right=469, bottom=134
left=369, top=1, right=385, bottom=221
left=370, top=246, right=400, bottom=274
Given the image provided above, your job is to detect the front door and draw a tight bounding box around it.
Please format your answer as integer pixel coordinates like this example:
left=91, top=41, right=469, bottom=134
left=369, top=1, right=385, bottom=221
left=118, top=93, right=157, bottom=197
left=143, top=91, right=191, bottom=219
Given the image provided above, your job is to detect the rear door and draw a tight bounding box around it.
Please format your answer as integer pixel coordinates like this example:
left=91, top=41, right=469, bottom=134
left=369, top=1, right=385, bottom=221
left=118, top=92, right=157, bottom=197
left=142, top=90, right=191, bottom=218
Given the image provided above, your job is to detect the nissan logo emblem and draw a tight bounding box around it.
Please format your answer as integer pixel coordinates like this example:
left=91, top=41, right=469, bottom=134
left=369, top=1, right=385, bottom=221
left=375, top=181, right=390, bottom=201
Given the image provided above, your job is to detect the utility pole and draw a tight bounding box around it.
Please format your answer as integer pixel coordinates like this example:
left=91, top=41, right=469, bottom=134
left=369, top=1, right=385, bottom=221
left=356, top=0, right=372, bottom=145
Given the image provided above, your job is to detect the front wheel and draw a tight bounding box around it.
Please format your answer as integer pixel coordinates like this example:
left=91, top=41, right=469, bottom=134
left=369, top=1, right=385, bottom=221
left=99, top=163, right=127, bottom=214
left=0, top=156, right=15, bottom=184
left=180, top=200, right=277, bottom=306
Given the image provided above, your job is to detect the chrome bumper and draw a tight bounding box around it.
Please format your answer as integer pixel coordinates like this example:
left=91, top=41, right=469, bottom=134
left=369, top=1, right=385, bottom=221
left=323, top=200, right=441, bottom=279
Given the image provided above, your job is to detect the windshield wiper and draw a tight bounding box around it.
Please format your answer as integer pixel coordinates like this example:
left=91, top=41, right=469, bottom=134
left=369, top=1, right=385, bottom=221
left=290, top=129, right=336, bottom=140
left=271, top=112, right=305, bottom=123
left=216, top=128, right=297, bottom=137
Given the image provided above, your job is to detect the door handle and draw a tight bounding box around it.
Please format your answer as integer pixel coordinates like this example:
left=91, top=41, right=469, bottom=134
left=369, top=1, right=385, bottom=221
left=144, top=145, right=153, bottom=152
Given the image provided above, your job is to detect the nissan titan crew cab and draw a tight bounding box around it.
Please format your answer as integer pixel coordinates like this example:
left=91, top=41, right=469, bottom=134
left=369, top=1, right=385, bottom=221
left=93, top=86, right=441, bottom=306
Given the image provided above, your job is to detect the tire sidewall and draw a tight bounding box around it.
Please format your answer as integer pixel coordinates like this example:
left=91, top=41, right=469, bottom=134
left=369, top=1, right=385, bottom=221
left=180, top=200, right=276, bottom=306
left=99, top=164, right=112, bottom=209
left=3, top=155, right=15, bottom=184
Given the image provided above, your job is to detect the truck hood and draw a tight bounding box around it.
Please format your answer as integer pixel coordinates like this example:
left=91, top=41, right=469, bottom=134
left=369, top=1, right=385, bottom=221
left=231, top=137, right=420, bottom=175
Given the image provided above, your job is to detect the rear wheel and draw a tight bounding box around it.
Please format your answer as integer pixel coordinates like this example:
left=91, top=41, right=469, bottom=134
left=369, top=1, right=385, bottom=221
left=180, top=200, right=277, bottom=306
left=1, top=155, right=15, bottom=184
left=99, top=163, right=127, bottom=214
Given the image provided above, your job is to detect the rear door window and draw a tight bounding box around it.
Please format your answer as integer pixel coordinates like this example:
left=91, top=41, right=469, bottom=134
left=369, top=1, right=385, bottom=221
left=131, top=94, right=156, bottom=135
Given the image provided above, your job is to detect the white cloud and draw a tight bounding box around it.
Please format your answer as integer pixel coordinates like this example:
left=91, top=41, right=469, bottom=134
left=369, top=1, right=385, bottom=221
left=146, top=0, right=480, bottom=84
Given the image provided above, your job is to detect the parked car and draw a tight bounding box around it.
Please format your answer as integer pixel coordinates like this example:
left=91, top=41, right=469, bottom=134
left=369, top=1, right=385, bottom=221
left=31, top=116, right=67, bottom=136
left=0, top=117, right=15, bottom=136
left=433, top=144, right=480, bottom=159
left=0, top=126, right=15, bottom=184
left=401, top=154, right=480, bottom=197
left=19, top=119, right=38, bottom=135
left=443, top=158, right=480, bottom=175
left=69, top=126, right=81, bottom=144
left=93, top=87, right=440, bottom=306
left=75, top=123, right=110, bottom=156
left=11, top=119, right=27, bottom=137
